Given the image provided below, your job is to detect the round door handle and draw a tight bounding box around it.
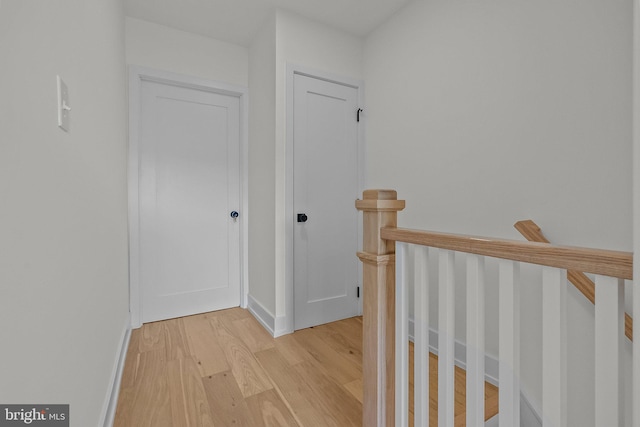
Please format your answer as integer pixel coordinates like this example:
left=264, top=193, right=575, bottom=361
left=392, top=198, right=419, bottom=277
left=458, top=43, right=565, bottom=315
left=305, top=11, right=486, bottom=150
left=230, top=211, right=239, bottom=219
left=297, top=213, right=308, bottom=223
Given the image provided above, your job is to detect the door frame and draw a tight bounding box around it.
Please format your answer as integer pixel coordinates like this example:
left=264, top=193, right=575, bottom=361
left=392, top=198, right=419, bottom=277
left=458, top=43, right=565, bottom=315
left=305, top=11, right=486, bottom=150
left=284, top=63, right=365, bottom=334
left=128, top=66, right=249, bottom=328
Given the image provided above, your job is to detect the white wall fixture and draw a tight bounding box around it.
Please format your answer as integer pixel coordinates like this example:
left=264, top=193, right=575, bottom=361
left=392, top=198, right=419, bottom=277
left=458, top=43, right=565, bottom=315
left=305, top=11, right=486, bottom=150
left=57, top=75, right=71, bottom=131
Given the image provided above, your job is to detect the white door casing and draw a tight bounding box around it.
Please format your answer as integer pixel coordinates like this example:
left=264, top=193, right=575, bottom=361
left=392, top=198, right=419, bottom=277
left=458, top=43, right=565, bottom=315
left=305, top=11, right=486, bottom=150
left=129, top=67, right=248, bottom=328
left=290, top=69, right=363, bottom=330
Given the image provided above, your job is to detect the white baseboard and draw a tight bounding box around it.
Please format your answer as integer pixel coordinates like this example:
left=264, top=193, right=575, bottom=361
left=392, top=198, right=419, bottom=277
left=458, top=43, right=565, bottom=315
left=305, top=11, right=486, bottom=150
left=247, top=294, right=275, bottom=335
left=485, top=414, right=500, bottom=427
left=482, top=390, right=542, bottom=427
left=273, top=315, right=290, bottom=338
left=408, top=318, right=542, bottom=427
left=247, top=294, right=290, bottom=338
left=100, top=319, right=131, bottom=427
left=520, top=385, right=543, bottom=427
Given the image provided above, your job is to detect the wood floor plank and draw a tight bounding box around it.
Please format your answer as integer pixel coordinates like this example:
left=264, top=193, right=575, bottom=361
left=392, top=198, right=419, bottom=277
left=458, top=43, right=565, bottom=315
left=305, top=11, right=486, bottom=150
left=210, top=315, right=274, bottom=398
left=127, top=328, right=142, bottom=357
left=115, top=311, right=500, bottom=427
left=114, top=349, right=172, bottom=427
left=255, top=347, right=341, bottom=427
left=120, top=328, right=142, bottom=390
left=137, top=321, right=165, bottom=353
left=166, top=356, right=215, bottom=427
left=163, top=318, right=191, bottom=361
left=343, top=379, right=363, bottom=404
left=292, top=359, right=362, bottom=426
left=119, top=352, right=141, bottom=391
left=307, top=325, right=362, bottom=367
left=292, top=328, right=360, bottom=385
left=202, top=370, right=260, bottom=427
left=272, top=334, right=308, bottom=366
left=245, top=389, right=300, bottom=427
left=319, top=317, right=363, bottom=350
left=183, top=313, right=230, bottom=377
left=234, top=316, right=275, bottom=353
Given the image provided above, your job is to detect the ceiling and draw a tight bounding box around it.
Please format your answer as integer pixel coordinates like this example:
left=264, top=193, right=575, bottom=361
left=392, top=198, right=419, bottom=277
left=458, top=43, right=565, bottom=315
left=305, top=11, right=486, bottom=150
left=124, top=0, right=412, bottom=47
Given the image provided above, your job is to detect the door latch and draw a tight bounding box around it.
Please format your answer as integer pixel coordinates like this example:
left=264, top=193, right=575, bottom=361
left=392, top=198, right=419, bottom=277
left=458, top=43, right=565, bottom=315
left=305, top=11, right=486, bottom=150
left=297, top=213, right=308, bottom=223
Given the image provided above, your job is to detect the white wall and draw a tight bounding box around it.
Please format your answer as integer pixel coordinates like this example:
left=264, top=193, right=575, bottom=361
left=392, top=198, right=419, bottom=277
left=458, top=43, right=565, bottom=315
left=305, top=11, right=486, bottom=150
left=246, top=10, right=363, bottom=330
left=125, top=17, right=249, bottom=86
left=0, top=1, right=129, bottom=426
left=275, top=9, right=364, bottom=83
left=364, top=0, right=632, bottom=425
left=248, top=15, right=278, bottom=316
left=274, top=10, right=363, bottom=324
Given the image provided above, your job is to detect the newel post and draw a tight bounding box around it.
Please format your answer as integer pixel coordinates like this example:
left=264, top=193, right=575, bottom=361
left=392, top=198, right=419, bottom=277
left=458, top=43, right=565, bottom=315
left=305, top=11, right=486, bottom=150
left=356, top=189, right=405, bottom=427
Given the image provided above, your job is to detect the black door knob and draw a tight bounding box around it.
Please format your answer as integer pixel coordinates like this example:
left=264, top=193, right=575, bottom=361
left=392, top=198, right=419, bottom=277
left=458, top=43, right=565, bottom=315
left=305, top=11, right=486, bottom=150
left=230, top=211, right=239, bottom=219
left=297, top=213, right=308, bottom=223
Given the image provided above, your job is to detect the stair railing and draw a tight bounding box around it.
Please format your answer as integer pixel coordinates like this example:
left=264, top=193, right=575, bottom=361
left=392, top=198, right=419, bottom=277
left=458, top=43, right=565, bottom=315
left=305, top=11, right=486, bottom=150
left=356, top=189, right=635, bottom=427
left=515, top=219, right=633, bottom=341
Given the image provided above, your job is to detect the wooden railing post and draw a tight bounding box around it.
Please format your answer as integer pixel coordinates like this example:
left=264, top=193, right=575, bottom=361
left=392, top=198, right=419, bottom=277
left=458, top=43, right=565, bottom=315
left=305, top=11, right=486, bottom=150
left=356, top=189, right=405, bottom=427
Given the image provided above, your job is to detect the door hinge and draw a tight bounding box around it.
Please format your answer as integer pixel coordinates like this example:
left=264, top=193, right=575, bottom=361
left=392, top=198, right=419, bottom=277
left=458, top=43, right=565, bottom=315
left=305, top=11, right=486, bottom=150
left=357, top=286, right=360, bottom=298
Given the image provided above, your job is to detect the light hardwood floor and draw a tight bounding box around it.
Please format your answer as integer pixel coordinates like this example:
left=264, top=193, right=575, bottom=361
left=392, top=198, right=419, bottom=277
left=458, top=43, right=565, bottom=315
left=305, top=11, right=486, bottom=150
left=114, top=307, right=498, bottom=426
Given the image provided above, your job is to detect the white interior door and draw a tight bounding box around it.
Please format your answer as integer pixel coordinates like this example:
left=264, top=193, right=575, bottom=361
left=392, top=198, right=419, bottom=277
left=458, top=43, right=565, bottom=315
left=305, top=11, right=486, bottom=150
left=293, top=73, right=360, bottom=330
left=138, top=79, right=240, bottom=324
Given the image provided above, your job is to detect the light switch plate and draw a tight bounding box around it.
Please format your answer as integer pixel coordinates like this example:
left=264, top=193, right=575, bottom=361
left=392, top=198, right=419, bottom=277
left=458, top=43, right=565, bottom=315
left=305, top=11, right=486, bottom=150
left=57, top=75, right=70, bottom=132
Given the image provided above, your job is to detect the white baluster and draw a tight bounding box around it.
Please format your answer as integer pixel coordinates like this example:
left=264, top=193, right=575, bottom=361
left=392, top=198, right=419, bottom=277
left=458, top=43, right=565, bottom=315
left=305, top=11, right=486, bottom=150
left=438, top=249, right=455, bottom=427
left=396, top=242, right=409, bottom=427
left=594, top=275, right=624, bottom=427
left=414, top=246, right=429, bottom=427
left=499, top=260, right=520, bottom=427
left=467, top=254, right=485, bottom=427
left=542, top=267, right=567, bottom=427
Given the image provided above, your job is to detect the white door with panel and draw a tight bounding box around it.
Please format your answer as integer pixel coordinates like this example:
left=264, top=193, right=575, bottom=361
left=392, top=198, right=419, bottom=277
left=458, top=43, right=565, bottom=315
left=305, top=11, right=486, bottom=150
left=293, top=73, right=361, bottom=330
left=138, top=80, right=240, bottom=324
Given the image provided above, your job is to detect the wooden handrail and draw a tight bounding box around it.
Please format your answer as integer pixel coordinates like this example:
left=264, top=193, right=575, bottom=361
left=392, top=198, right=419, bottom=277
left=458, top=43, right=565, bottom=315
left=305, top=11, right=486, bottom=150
left=515, top=219, right=633, bottom=341
left=381, top=227, right=633, bottom=280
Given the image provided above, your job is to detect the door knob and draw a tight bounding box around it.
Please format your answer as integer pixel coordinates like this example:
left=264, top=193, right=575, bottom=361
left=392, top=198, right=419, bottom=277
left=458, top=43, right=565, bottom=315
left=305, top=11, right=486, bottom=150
left=230, top=211, right=239, bottom=219
left=297, top=213, right=308, bottom=223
